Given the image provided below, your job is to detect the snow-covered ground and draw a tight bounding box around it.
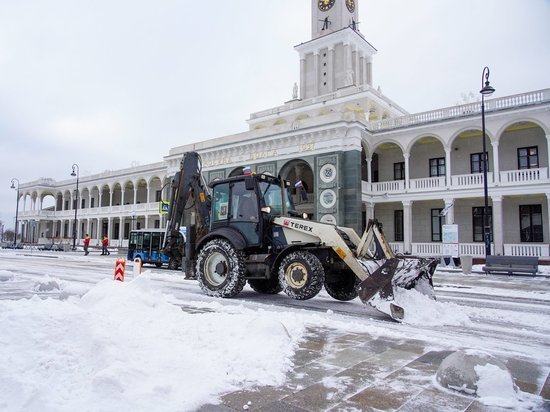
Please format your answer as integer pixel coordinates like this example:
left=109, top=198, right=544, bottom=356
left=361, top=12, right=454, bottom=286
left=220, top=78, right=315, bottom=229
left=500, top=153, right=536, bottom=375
left=0, top=249, right=549, bottom=411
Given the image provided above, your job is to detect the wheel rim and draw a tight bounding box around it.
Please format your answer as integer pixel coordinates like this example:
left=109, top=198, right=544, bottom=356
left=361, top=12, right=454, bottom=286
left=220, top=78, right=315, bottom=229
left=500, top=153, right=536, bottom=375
left=204, top=251, right=228, bottom=286
left=285, top=262, right=308, bottom=289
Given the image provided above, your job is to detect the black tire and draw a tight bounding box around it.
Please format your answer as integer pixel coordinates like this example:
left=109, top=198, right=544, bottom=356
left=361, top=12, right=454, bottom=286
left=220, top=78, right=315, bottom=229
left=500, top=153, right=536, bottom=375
left=155, top=262, right=162, bottom=268
left=324, top=269, right=359, bottom=301
left=278, top=251, right=324, bottom=300
left=168, top=258, right=179, bottom=270
left=248, top=276, right=282, bottom=294
left=196, top=238, right=246, bottom=297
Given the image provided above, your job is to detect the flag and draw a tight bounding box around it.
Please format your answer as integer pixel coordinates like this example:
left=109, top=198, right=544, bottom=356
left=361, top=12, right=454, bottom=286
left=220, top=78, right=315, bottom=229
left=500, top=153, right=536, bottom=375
left=243, top=166, right=252, bottom=175
left=295, top=180, right=303, bottom=188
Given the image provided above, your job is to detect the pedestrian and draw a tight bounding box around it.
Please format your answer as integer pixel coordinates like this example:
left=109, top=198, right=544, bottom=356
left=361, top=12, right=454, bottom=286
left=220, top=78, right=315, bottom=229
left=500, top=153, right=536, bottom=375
left=101, top=235, right=110, bottom=255
left=83, top=234, right=91, bottom=256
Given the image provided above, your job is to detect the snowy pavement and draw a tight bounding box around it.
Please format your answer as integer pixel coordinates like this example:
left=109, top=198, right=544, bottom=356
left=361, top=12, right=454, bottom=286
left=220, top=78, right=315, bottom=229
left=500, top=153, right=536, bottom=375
left=0, top=249, right=549, bottom=411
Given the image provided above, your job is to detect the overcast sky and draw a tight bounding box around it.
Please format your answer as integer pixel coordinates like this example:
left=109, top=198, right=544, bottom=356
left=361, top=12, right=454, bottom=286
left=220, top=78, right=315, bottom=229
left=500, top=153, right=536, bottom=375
left=1, top=0, right=549, bottom=231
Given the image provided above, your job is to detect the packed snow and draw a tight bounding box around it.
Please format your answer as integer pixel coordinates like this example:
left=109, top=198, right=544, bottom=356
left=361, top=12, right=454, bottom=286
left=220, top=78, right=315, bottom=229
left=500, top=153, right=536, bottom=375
left=0, top=251, right=549, bottom=411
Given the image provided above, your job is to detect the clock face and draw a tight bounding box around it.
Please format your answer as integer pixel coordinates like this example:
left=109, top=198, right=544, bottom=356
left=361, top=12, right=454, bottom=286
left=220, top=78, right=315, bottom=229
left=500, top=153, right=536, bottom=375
left=346, top=0, right=356, bottom=12
left=318, top=0, right=335, bottom=12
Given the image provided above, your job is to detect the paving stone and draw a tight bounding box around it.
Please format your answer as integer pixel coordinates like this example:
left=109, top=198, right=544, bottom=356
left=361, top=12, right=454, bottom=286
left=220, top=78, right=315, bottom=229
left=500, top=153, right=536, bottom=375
left=291, top=347, right=324, bottom=367
left=319, top=345, right=378, bottom=369
left=541, top=373, right=550, bottom=400
left=257, top=400, right=310, bottom=412
left=504, top=357, right=546, bottom=395
left=415, top=350, right=455, bottom=366
left=357, top=337, right=400, bottom=354
left=282, top=380, right=350, bottom=411
left=347, top=381, right=424, bottom=410
left=195, top=403, right=237, bottom=412
left=397, top=387, right=473, bottom=412
left=221, top=386, right=294, bottom=411
left=465, top=400, right=516, bottom=411
left=331, top=332, right=370, bottom=348
left=286, top=360, right=343, bottom=390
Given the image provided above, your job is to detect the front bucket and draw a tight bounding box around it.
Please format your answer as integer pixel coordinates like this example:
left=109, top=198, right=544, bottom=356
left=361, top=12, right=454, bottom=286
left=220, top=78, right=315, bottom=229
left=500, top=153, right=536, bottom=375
left=357, top=257, right=438, bottom=321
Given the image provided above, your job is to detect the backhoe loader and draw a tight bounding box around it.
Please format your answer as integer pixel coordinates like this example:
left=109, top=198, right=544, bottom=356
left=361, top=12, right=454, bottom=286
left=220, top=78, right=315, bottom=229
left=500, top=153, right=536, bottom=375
left=162, top=151, right=438, bottom=321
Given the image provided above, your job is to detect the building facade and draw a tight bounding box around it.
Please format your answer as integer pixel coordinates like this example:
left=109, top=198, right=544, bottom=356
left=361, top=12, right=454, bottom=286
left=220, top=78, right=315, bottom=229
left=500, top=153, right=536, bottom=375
left=16, top=0, right=550, bottom=257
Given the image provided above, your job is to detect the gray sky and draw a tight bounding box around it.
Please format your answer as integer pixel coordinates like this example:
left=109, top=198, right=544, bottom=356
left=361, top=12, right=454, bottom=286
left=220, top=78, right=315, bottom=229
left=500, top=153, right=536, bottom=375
left=1, top=0, right=549, bottom=231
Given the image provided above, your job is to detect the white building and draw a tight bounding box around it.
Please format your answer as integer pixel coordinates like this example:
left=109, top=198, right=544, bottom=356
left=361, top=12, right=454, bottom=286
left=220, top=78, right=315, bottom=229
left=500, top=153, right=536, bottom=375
left=16, top=0, right=550, bottom=258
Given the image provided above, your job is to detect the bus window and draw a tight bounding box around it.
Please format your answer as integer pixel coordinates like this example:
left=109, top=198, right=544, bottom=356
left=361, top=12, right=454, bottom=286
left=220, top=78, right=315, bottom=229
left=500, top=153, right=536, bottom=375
left=143, top=232, right=152, bottom=255
left=151, top=232, right=162, bottom=250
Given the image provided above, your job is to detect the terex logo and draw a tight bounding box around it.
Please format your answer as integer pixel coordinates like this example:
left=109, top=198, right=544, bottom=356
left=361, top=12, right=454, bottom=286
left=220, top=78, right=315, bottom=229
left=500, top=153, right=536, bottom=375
left=289, top=221, right=313, bottom=232
left=283, top=220, right=290, bottom=227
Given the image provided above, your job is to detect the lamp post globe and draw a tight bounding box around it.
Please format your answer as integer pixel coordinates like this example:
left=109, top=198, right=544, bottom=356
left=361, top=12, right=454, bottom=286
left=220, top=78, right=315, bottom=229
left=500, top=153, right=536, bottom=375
left=480, top=67, right=495, bottom=257
left=71, top=164, right=80, bottom=251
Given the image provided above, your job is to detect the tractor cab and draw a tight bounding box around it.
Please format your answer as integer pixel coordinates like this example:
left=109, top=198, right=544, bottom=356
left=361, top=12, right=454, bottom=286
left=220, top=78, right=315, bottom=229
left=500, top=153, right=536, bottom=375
left=209, top=174, right=296, bottom=249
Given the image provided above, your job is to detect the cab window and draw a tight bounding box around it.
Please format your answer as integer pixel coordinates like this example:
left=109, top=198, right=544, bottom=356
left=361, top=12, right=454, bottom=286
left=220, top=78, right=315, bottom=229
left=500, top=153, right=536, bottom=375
left=212, top=183, right=230, bottom=221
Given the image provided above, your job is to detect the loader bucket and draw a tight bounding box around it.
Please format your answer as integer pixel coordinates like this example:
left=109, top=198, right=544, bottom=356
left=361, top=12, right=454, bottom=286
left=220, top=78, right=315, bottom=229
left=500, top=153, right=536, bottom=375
left=357, top=257, right=438, bottom=321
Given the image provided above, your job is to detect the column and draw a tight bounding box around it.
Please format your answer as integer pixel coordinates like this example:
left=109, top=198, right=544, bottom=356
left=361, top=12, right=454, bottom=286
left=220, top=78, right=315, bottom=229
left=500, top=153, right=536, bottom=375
left=492, top=195, right=503, bottom=255
left=313, top=51, right=320, bottom=96
left=119, top=216, right=124, bottom=243
left=133, top=181, right=137, bottom=205
left=107, top=217, right=112, bottom=239
left=109, top=190, right=114, bottom=207
left=491, top=141, right=500, bottom=184
left=366, top=156, right=372, bottom=185
left=299, top=55, right=306, bottom=99
left=443, top=199, right=455, bottom=225
left=366, top=56, right=373, bottom=86
left=354, top=48, right=360, bottom=86
left=359, top=55, right=365, bottom=85
left=445, top=148, right=452, bottom=189
left=404, top=153, right=410, bottom=191
left=403, top=200, right=413, bottom=254
left=344, top=42, right=352, bottom=85
left=365, top=202, right=375, bottom=222
left=328, top=47, right=334, bottom=92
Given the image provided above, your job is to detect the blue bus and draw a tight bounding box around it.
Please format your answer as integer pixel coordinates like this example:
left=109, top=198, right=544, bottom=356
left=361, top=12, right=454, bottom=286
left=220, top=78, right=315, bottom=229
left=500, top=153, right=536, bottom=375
left=127, top=229, right=170, bottom=268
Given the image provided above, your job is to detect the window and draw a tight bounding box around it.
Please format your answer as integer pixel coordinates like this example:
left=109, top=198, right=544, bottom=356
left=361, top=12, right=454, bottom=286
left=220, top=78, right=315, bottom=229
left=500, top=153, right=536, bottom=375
left=519, top=205, right=543, bottom=242
left=393, top=162, right=405, bottom=181
left=81, top=199, right=86, bottom=209
left=472, top=207, right=493, bottom=242
left=154, top=220, right=160, bottom=229
left=394, top=210, right=404, bottom=241
left=429, top=158, right=445, bottom=177
left=212, top=183, right=230, bottom=221
left=156, top=190, right=162, bottom=202
left=91, top=198, right=95, bottom=208
left=470, top=152, right=489, bottom=173
left=518, top=146, right=539, bottom=169
left=431, top=209, right=443, bottom=242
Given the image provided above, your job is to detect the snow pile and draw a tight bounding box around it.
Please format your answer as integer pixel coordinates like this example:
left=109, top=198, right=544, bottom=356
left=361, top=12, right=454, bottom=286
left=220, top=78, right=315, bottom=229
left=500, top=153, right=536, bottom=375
left=369, top=287, right=472, bottom=326
left=0, top=269, right=15, bottom=281
left=475, top=364, right=542, bottom=410
left=0, top=275, right=305, bottom=412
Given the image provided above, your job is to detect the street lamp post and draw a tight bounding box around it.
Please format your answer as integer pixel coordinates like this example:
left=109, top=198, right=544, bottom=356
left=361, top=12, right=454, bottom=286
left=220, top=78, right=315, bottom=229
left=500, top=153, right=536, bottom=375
left=480, top=67, right=495, bottom=257
left=10, top=178, right=20, bottom=247
left=71, top=164, right=80, bottom=251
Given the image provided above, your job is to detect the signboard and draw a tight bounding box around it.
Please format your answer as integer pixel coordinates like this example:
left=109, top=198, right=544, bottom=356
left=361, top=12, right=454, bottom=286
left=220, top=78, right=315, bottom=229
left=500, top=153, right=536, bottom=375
left=442, top=224, right=459, bottom=257
left=159, top=201, right=170, bottom=215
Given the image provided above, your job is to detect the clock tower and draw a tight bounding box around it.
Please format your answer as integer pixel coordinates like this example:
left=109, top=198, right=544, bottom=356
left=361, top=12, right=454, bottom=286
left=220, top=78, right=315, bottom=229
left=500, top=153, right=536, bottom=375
left=296, top=0, right=376, bottom=100
left=313, top=0, right=359, bottom=39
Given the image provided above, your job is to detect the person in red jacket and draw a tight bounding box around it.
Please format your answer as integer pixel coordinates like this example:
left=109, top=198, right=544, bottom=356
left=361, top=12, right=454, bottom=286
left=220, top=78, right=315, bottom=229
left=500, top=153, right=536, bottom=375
left=101, top=235, right=110, bottom=255
left=83, top=234, right=91, bottom=256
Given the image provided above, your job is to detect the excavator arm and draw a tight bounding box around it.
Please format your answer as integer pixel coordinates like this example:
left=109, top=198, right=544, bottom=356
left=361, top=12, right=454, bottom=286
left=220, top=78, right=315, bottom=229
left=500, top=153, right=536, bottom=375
left=162, top=151, right=211, bottom=269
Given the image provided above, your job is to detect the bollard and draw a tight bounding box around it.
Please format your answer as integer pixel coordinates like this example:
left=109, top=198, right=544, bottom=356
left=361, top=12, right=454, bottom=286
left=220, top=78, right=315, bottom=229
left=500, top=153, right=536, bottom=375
left=114, top=258, right=126, bottom=282
left=133, top=257, right=142, bottom=276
